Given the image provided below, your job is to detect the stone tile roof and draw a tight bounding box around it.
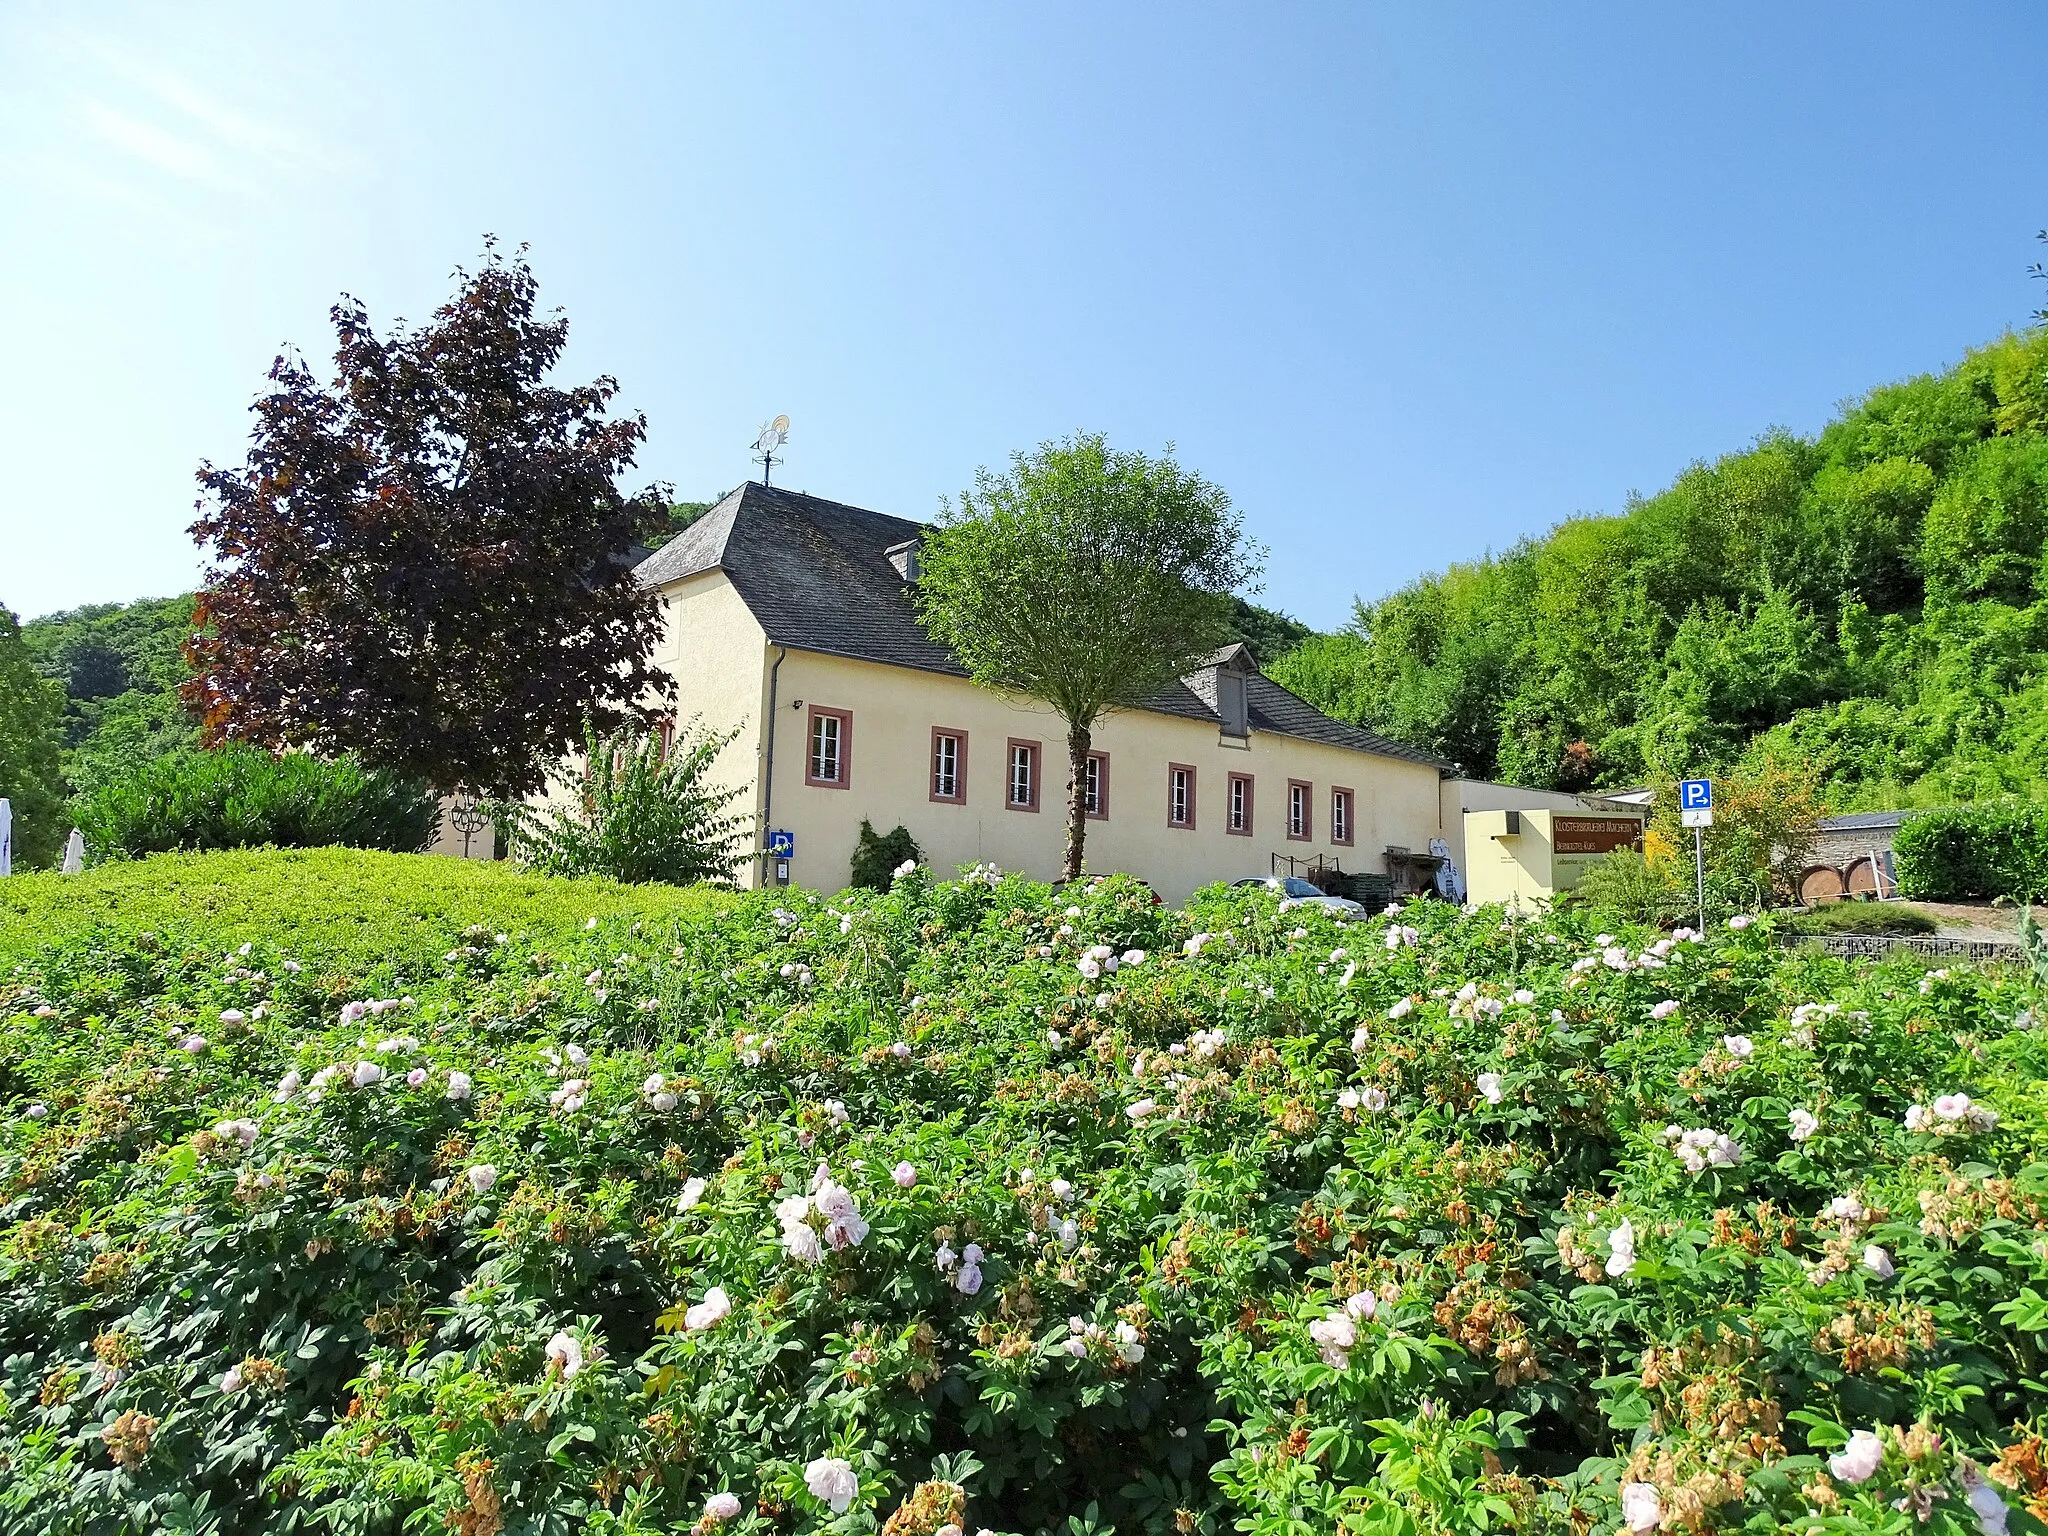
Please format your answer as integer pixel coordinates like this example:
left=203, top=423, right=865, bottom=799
left=633, top=482, right=1449, bottom=772
left=1818, top=811, right=1907, bottom=832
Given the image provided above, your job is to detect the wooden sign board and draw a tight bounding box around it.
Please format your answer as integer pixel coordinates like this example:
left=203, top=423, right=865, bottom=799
left=1551, top=817, right=1643, bottom=856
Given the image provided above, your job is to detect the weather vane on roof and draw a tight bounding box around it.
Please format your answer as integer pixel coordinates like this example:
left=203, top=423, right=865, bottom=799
left=752, top=416, right=790, bottom=487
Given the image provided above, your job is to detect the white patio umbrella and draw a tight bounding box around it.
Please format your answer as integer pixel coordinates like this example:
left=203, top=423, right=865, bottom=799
left=0, top=798, right=11, bottom=876
left=61, top=828, right=84, bottom=874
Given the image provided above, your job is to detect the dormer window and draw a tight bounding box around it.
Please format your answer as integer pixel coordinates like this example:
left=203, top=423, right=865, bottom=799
left=1218, top=668, right=1248, bottom=738
left=885, top=539, right=922, bottom=581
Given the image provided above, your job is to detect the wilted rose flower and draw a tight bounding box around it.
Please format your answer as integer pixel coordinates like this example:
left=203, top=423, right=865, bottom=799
left=1863, top=1245, right=1895, bottom=1280
left=684, top=1286, right=732, bottom=1331
left=23, top=1102, right=47, bottom=1120
left=220, top=1365, right=244, bottom=1394
left=804, top=1456, right=859, bottom=1513
left=1830, top=1428, right=1883, bottom=1484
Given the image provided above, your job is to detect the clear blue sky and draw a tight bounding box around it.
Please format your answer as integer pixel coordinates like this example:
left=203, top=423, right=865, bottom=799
left=4, top=3, right=2046, bottom=629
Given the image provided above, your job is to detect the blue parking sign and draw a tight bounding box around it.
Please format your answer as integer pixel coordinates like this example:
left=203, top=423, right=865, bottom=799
left=767, top=829, right=795, bottom=858
left=1679, top=779, right=1712, bottom=811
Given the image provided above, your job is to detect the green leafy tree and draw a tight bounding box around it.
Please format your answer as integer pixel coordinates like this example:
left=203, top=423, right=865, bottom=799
left=504, top=718, right=747, bottom=885
left=915, top=432, right=1263, bottom=881
left=0, top=606, right=66, bottom=866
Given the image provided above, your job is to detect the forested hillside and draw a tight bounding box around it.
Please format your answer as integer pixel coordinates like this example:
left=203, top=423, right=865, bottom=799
left=1272, top=326, right=2048, bottom=809
left=21, top=596, right=200, bottom=797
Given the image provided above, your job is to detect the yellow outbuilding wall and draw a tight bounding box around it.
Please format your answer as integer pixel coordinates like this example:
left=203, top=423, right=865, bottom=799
left=1463, top=808, right=1645, bottom=907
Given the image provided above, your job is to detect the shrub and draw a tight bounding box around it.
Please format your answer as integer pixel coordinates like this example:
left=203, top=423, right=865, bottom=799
left=1784, top=899, right=1938, bottom=936
left=1894, top=799, right=2048, bottom=901
left=74, top=745, right=435, bottom=862
left=849, top=818, right=922, bottom=890
left=504, top=719, right=747, bottom=885
left=1, top=853, right=2046, bottom=1533
left=1568, top=847, right=1692, bottom=926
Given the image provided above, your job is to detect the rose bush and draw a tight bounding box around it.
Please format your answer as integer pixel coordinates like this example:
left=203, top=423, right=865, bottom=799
left=2, top=851, right=2047, bottom=1534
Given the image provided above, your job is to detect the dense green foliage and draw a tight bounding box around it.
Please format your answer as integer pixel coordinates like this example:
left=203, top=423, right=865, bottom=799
left=4, top=851, right=2048, bottom=1533
left=0, top=607, right=67, bottom=868
left=21, top=596, right=201, bottom=799
left=1270, top=328, right=2048, bottom=808
left=849, top=819, right=924, bottom=892
left=1227, top=599, right=1315, bottom=666
left=1783, top=902, right=1939, bottom=937
left=72, top=745, right=437, bottom=864
left=919, top=432, right=1263, bottom=881
left=1893, top=801, right=2048, bottom=902
left=505, top=722, right=748, bottom=886
left=0, top=849, right=727, bottom=974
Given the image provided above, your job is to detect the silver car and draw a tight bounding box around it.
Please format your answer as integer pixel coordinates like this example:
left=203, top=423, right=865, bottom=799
left=1231, top=875, right=1366, bottom=919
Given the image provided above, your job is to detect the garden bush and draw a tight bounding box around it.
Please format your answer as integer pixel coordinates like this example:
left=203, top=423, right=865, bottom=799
left=1893, top=799, right=2048, bottom=903
left=75, top=745, right=436, bottom=863
left=850, top=819, right=924, bottom=891
left=1785, top=901, right=1940, bottom=937
left=505, top=720, right=749, bottom=886
left=3, top=853, right=2048, bottom=1534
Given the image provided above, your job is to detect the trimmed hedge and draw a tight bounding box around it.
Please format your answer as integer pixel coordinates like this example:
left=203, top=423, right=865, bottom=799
left=1892, top=799, right=2048, bottom=902
left=75, top=745, right=437, bottom=863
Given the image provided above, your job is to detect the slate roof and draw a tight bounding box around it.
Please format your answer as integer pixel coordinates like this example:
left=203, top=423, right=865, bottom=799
left=1819, top=811, right=1908, bottom=832
left=633, top=482, right=1449, bottom=771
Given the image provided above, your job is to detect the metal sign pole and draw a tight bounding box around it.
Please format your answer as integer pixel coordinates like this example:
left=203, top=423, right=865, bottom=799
left=1694, top=823, right=1706, bottom=932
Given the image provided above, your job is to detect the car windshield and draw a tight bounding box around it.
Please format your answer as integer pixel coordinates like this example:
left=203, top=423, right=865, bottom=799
left=1280, top=878, right=1323, bottom=897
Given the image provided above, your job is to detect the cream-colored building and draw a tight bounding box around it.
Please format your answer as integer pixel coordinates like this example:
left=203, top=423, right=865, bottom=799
left=1462, top=807, right=1645, bottom=908
left=629, top=482, right=1460, bottom=902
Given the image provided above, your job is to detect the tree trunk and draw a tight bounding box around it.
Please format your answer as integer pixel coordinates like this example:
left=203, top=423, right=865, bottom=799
left=1064, top=722, right=1092, bottom=883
